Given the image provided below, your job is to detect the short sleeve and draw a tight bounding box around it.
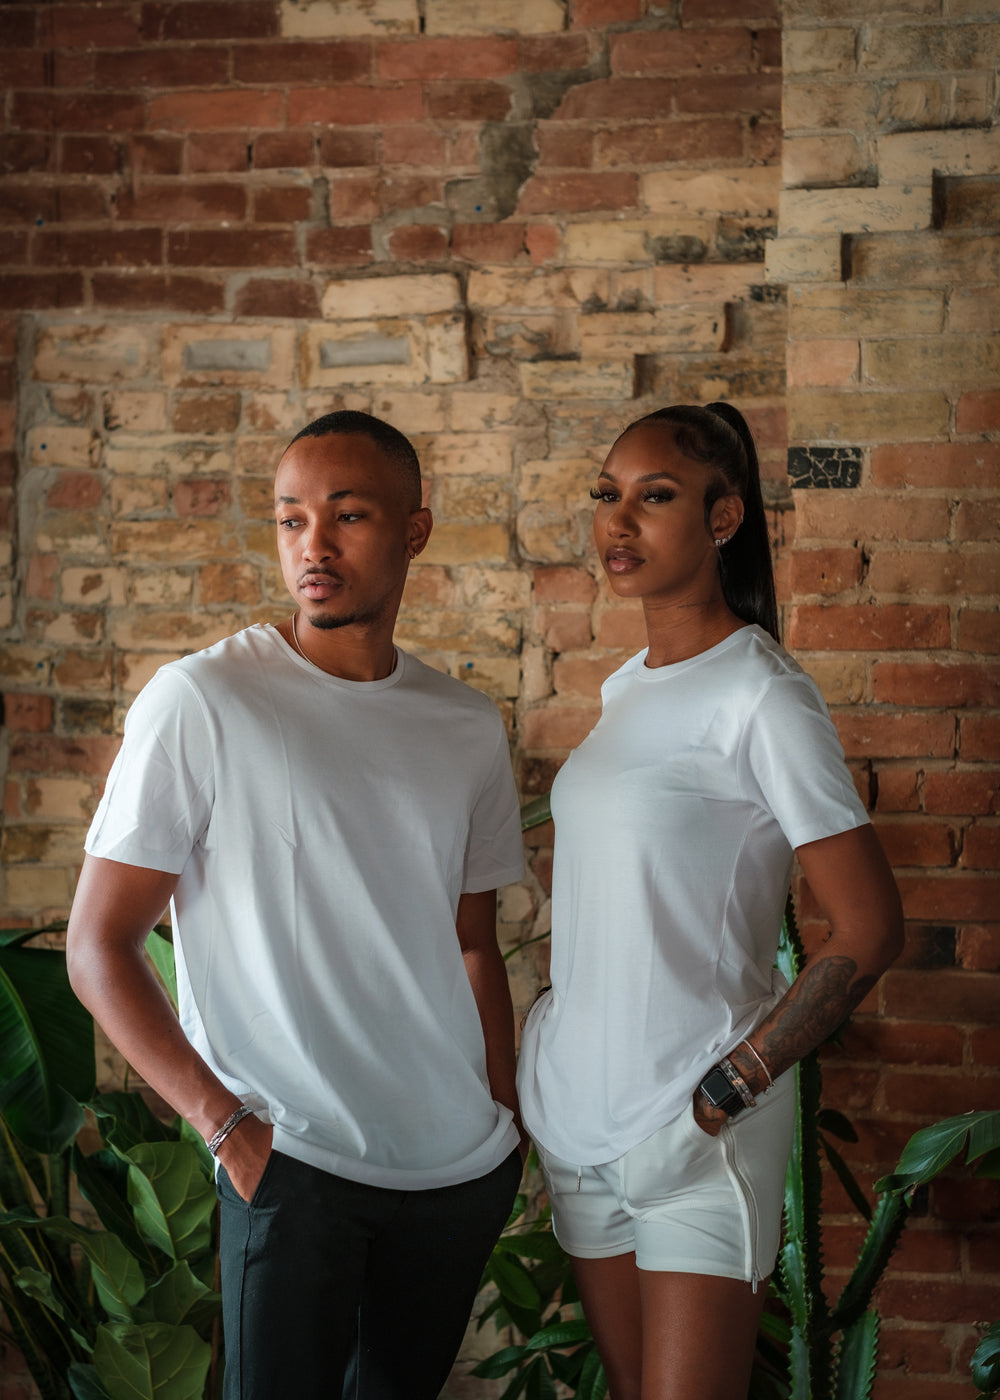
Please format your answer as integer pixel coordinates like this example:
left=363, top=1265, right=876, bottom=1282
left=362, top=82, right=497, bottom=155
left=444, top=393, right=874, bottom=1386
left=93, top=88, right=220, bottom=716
left=85, top=667, right=215, bottom=874
left=462, top=714, right=526, bottom=893
left=738, top=672, right=870, bottom=851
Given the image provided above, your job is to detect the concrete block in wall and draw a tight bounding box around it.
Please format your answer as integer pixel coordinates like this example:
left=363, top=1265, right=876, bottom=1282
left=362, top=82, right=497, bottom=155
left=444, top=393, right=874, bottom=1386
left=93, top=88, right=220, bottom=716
left=162, top=325, right=297, bottom=388
left=302, top=314, right=469, bottom=387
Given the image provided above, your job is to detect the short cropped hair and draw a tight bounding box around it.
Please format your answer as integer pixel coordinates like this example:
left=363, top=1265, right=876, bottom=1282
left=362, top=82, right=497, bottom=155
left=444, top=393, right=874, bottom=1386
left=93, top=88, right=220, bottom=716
left=287, top=410, right=422, bottom=510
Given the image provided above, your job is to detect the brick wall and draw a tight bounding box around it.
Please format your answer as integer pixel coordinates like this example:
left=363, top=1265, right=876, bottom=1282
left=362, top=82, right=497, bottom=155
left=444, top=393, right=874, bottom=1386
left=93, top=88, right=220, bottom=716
left=0, top=1, right=996, bottom=1395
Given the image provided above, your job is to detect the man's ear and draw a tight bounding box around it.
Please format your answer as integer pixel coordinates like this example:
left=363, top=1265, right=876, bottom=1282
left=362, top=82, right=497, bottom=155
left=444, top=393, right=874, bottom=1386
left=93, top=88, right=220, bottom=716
left=709, top=494, right=744, bottom=544
left=407, top=507, right=433, bottom=558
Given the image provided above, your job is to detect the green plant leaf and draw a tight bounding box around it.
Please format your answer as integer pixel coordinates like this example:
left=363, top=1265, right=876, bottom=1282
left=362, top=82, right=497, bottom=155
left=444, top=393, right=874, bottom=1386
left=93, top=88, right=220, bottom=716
left=487, top=1251, right=543, bottom=1312
left=1, top=1209, right=146, bottom=1322
left=833, top=1310, right=878, bottom=1400
left=0, top=943, right=94, bottom=1154
left=817, top=1109, right=858, bottom=1144
left=471, top=1345, right=529, bottom=1379
left=493, top=1229, right=567, bottom=1262
left=71, top=1145, right=159, bottom=1275
left=92, top=1321, right=211, bottom=1400
left=14, top=1267, right=94, bottom=1352
left=126, top=1143, right=216, bottom=1263
left=134, top=1262, right=221, bottom=1339
left=971, top=1320, right=1000, bottom=1393
left=832, top=1191, right=909, bottom=1331
left=526, top=1318, right=592, bottom=1350
left=520, top=795, right=552, bottom=832
left=522, top=1356, right=556, bottom=1400
left=875, top=1111, right=1000, bottom=1194
left=143, top=929, right=177, bottom=1011
left=576, top=1347, right=608, bottom=1400
left=89, top=1094, right=176, bottom=1155
left=68, top=1362, right=113, bottom=1399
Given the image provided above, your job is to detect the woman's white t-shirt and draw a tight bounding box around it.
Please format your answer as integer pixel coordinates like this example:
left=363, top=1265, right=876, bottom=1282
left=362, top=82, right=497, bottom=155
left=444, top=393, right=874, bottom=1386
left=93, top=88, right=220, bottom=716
left=86, top=625, right=525, bottom=1189
left=517, top=626, right=869, bottom=1166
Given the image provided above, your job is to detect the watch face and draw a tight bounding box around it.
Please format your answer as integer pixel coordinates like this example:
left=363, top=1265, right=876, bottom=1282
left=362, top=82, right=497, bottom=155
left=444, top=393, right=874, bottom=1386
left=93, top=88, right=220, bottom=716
left=700, top=1067, right=737, bottom=1108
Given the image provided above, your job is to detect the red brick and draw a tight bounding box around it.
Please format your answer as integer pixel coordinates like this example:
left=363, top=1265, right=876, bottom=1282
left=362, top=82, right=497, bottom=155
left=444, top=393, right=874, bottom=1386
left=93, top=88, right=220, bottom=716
left=789, top=604, right=950, bottom=652
left=9, top=734, right=121, bottom=778
left=305, top=227, right=373, bottom=265
left=534, top=566, right=598, bottom=604
left=174, top=479, right=230, bottom=517
left=959, top=715, right=1000, bottom=761
left=874, top=819, right=955, bottom=869
left=878, top=1323, right=953, bottom=1374
left=330, top=176, right=379, bottom=220
left=0, top=187, right=59, bottom=224
left=874, top=663, right=1000, bottom=709
left=253, top=131, right=315, bottom=169
left=536, top=609, right=594, bottom=653
left=149, top=91, right=283, bottom=132
left=130, top=134, right=184, bottom=176
left=553, top=655, right=621, bottom=697
left=833, top=712, right=955, bottom=760
left=254, top=186, right=312, bottom=223
left=518, top=35, right=592, bottom=71
left=378, top=37, right=517, bottom=80
left=13, top=93, right=145, bottom=133
left=34, top=229, right=162, bottom=268
left=884, top=1069, right=996, bottom=1118
left=956, top=498, right=999, bottom=544
left=922, top=771, right=999, bottom=816
left=959, top=607, right=998, bottom=654
left=46, top=473, right=102, bottom=511
left=0, top=272, right=84, bottom=309
left=874, top=768, right=921, bottom=814
left=677, top=73, right=781, bottom=113
left=972, top=1027, right=1000, bottom=1066
left=867, top=548, right=1000, bottom=598
left=167, top=230, right=296, bottom=268
left=872, top=441, right=1000, bottom=489
left=887, top=1228, right=963, bottom=1277
left=969, top=1224, right=1000, bottom=1269
left=554, top=77, right=675, bottom=121
left=91, top=272, right=225, bottom=313
left=681, top=0, right=780, bottom=19
left=172, top=393, right=241, bottom=434
left=517, top=172, right=638, bottom=215
left=1, top=8, right=37, bottom=45
left=523, top=705, right=600, bottom=750
left=0, top=47, right=48, bottom=86
left=527, top=224, right=560, bottom=264
left=838, top=1019, right=965, bottom=1067
left=288, top=85, right=423, bottom=127
left=1, top=133, right=52, bottom=175
left=186, top=132, right=249, bottom=173
left=3, top=694, right=53, bottom=733
left=957, top=389, right=1000, bottom=434
left=57, top=186, right=110, bottom=222
left=43, top=4, right=141, bottom=47
left=387, top=224, right=449, bottom=261
left=958, top=924, right=1000, bottom=969
left=232, top=278, right=321, bottom=318
left=452, top=223, right=526, bottom=262
left=572, top=0, right=642, bottom=24
left=932, top=1176, right=1000, bottom=1224
left=26, top=554, right=59, bottom=601
left=96, top=47, right=229, bottom=89
left=116, top=183, right=247, bottom=223
left=318, top=130, right=379, bottom=166
left=877, top=1278, right=1000, bottom=1324
left=379, top=174, right=444, bottom=211
left=884, top=959, right=997, bottom=1023
left=610, top=28, right=753, bottom=75
left=535, top=126, right=597, bottom=169
left=0, top=230, right=27, bottom=265
left=235, top=41, right=371, bottom=84
left=156, top=1, right=278, bottom=41
left=59, top=134, right=119, bottom=176
left=426, top=81, right=513, bottom=123
left=873, top=1380, right=986, bottom=1400
left=596, top=118, right=743, bottom=167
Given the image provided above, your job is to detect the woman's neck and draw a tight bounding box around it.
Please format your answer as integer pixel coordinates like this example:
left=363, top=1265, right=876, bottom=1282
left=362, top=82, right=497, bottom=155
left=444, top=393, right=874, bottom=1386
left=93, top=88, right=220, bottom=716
left=641, top=598, right=746, bottom=668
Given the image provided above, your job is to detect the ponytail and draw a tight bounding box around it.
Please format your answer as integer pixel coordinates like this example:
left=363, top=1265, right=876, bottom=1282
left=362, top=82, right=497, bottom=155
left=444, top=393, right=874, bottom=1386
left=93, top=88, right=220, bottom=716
left=622, top=402, right=780, bottom=643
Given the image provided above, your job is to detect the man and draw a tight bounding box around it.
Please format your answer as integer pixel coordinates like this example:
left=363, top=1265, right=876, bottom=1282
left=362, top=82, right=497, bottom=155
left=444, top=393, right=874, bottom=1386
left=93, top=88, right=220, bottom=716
left=67, top=411, right=527, bottom=1400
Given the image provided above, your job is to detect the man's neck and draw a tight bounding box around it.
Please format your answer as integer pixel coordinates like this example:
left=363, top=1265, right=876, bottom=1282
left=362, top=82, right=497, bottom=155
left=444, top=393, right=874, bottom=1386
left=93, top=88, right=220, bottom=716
left=283, top=615, right=398, bottom=682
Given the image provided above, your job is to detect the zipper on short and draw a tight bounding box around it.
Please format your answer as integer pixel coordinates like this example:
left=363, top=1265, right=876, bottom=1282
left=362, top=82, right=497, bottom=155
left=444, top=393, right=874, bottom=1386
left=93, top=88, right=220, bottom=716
left=720, top=1124, right=761, bottom=1290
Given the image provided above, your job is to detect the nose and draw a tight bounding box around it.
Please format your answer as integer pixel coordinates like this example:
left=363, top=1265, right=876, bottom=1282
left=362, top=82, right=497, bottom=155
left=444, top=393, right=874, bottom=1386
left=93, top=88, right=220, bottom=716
left=604, top=500, right=635, bottom=538
left=301, top=520, right=337, bottom=562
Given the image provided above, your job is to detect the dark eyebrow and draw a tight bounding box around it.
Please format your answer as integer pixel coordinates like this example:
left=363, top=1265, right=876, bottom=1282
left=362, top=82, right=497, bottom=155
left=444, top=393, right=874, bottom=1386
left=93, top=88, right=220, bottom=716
left=276, top=489, right=377, bottom=505
left=597, top=469, right=680, bottom=484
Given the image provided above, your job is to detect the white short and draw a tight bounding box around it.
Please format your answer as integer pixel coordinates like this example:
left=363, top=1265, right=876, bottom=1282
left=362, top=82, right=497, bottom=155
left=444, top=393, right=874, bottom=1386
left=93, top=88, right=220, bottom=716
left=537, top=1067, right=796, bottom=1285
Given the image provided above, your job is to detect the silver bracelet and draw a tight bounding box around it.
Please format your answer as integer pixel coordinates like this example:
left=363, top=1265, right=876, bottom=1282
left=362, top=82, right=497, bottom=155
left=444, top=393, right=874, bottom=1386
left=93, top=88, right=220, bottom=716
left=207, top=1104, right=254, bottom=1156
left=741, top=1039, right=774, bottom=1089
left=718, top=1057, right=756, bottom=1110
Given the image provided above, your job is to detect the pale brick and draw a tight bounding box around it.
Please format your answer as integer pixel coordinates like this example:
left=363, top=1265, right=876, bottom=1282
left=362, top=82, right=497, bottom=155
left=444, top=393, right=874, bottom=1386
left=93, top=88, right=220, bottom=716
left=280, top=0, right=419, bottom=36
left=434, top=476, right=511, bottom=522
left=243, top=393, right=305, bottom=433
left=370, top=391, right=446, bottom=433
left=112, top=476, right=169, bottom=516
left=425, top=312, right=470, bottom=384
left=61, top=567, right=128, bottom=606
left=131, top=569, right=194, bottom=605
left=783, top=80, right=878, bottom=133
left=395, top=608, right=518, bottom=650
left=779, top=185, right=931, bottom=237
left=4, top=865, right=72, bottom=912
left=564, top=219, right=713, bottom=265
left=321, top=274, right=462, bottom=319
left=520, top=359, right=636, bottom=401
left=34, top=518, right=106, bottom=555
left=865, top=336, right=1000, bottom=390
left=877, top=80, right=943, bottom=130
left=34, top=610, right=104, bottom=647
left=578, top=307, right=725, bottom=358
left=879, top=128, right=1000, bottom=182
left=789, top=388, right=949, bottom=442
left=789, top=287, right=945, bottom=337
left=517, top=504, right=591, bottom=565
left=521, top=642, right=553, bottom=704
left=163, top=325, right=296, bottom=388
left=468, top=267, right=610, bottom=311
left=452, top=656, right=520, bottom=699
left=783, top=134, right=867, bottom=188
left=643, top=167, right=780, bottom=218
left=105, top=439, right=233, bottom=478
left=457, top=568, right=530, bottom=610
left=520, top=457, right=594, bottom=506
left=860, top=23, right=1000, bottom=77
left=652, top=264, right=759, bottom=305
left=420, top=523, right=510, bottom=566
left=948, top=287, right=1000, bottom=334
left=787, top=339, right=859, bottom=388
left=104, top=391, right=169, bottom=433
left=765, top=235, right=843, bottom=284
left=112, top=520, right=232, bottom=563
left=25, top=778, right=95, bottom=820
left=119, top=651, right=186, bottom=694
left=415, top=432, right=514, bottom=476
left=447, top=391, right=521, bottom=431
left=3, top=823, right=88, bottom=866
left=27, top=426, right=98, bottom=470
left=34, top=324, right=153, bottom=384
left=799, top=656, right=869, bottom=706
left=783, top=26, right=857, bottom=77
left=112, top=612, right=242, bottom=650
left=424, top=0, right=564, bottom=34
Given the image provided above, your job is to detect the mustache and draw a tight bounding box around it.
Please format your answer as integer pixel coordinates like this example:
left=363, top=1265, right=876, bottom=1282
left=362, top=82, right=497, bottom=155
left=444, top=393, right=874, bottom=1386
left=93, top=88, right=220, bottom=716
left=298, top=567, right=344, bottom=584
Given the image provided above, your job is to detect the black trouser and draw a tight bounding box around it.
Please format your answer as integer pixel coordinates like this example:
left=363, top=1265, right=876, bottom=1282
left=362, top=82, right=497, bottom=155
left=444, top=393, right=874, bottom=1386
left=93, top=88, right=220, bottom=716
left=217, top=1147, right=522, bottom=1400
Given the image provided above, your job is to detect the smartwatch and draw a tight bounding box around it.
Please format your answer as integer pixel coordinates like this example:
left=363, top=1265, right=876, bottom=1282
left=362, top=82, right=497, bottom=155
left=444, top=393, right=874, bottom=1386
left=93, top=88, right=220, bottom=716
left=698, top=1063, right=747, bottom=1119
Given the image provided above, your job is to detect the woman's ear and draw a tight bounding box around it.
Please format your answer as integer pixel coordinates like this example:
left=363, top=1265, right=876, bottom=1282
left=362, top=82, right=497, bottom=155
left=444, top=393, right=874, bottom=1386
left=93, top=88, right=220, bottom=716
left=709, top=494, right=744, bottom=546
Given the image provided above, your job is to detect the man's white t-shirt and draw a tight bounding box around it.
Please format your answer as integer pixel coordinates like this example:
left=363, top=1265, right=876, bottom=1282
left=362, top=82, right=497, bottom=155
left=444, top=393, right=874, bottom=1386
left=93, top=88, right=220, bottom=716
left=86, top=625, right=525, bottom=1189
left=517, top=626, right=870, bottom=1166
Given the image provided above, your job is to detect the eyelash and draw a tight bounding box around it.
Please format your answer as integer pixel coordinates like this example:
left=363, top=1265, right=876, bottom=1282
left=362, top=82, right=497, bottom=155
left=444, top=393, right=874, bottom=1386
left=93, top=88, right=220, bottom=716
left=588, top=487, right=676, bottom=504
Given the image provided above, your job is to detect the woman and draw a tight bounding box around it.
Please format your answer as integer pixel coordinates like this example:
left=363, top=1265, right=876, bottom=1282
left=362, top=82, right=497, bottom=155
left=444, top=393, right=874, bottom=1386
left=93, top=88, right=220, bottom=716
left=517, top=403, right=904, bottom=1400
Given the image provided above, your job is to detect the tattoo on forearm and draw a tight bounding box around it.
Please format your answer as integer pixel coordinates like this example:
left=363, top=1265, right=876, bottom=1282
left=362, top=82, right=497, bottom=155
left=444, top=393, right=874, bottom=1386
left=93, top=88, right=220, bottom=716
left=757, top=956, right=879, bottom=1081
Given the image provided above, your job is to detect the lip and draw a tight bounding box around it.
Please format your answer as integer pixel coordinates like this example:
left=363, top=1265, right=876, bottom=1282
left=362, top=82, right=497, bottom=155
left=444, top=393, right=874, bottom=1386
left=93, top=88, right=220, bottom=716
left=604, top=548, right=643, bottom=575
left=298, top=570, right=344, bottom=599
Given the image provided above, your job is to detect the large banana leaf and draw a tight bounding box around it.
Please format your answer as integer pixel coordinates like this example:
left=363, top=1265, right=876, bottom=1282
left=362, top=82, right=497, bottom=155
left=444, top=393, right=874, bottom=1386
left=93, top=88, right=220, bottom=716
left=1, top=1207, right=146, bottom=1321
left=875, top=1111, right=1000, bottom=1194
left=0, top=939, right=95, bottom=1154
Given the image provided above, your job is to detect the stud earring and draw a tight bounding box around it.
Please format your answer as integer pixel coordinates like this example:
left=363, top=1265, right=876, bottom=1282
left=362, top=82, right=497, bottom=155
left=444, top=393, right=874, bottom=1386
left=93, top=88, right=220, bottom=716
left=715, top=536, right=731, bottom=548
